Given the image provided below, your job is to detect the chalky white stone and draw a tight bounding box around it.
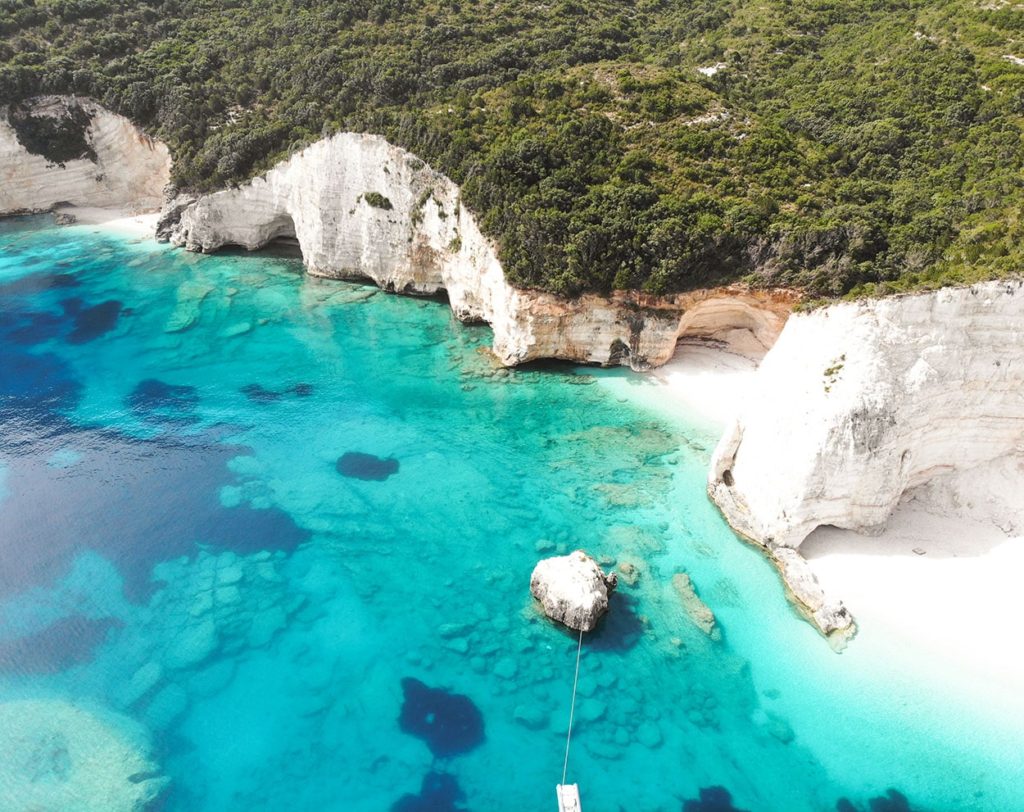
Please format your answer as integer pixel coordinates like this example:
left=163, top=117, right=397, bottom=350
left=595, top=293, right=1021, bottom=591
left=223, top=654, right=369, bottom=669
left=163, top=131, right=792, bottom=368
left=709, top=280, right=1024, bottom=635
left=530, top=550, right=617, bottom=632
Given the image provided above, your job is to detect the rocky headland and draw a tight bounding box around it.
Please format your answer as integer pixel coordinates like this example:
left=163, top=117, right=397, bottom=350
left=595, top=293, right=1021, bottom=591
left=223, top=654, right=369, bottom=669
left=158, top=129, right=794, bottom=368
left=708, top=280, right=1024, bottom=637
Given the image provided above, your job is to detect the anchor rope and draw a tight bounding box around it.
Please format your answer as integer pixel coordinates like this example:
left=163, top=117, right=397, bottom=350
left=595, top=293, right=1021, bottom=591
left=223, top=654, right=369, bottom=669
left=560, top=627, right=585, bottom=787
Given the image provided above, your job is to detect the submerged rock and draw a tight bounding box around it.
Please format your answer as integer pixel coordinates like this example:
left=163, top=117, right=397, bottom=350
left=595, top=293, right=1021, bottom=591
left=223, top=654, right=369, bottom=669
left=672, top=572, right=720, bottom=640
left=391, top=771, right=468, bottom=812
left=637, top=721, right=663, bottom=748
left=65, top=298, right=122, bottom=344
left=127, top=378, right=199, bottom=424
left=618, top=560, right=641, bottom=587
left=870, top=790, right=913, bottom=812
left=164, top=280, right=213, bottom=333
left=398, top=677, right=485, bottom=758
left=143, top=684, right=189, bottom=731
left=336, top=451, right=399, bottom=481
left=513, top=704, right=548, bottom=730
left=577, top=697, right=607, bottom=723
left=682, top=786, right=750, bottom=812
left=836, top=789, right=914, bottom=812
left=118, top=661, right=164, bottom=707
left=241, top=383, right=283, bottom=403
left=0, top=615, right=122, bottom=675
left=164, top=617, right=219, bottom=670
left=530, top=550, right=617, bottom=632
left=493, top=656, right=518, bottom=680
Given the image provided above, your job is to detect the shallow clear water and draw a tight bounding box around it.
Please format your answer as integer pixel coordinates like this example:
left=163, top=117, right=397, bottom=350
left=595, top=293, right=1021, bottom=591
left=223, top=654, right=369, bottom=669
left=0, top=217, right=1021, bottom=812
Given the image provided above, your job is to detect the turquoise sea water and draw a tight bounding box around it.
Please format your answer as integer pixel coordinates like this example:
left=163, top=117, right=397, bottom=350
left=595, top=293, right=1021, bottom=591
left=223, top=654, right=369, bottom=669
left=0, top=217, right=1021, bottom=811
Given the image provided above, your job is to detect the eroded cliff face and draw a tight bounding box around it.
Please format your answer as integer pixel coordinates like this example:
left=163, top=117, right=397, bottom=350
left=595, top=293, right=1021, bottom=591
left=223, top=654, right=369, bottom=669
left=163, top=132, right=794, bottom=367
left=708, top=280, right=1024, bottom=636
left=0, top=97, right=170, bottom=215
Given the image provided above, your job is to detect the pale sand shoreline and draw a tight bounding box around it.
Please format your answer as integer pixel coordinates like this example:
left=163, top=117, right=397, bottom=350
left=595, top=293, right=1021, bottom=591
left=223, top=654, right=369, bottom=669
left=636, top=339, right=1024, bottom=687
left=54, top=204, right=160, bottom=238
left=802, top=452, right=1024, bottom=692
left=803, top=499, right=1024, bottom=692
left=646, top=340, right=758, bottom=430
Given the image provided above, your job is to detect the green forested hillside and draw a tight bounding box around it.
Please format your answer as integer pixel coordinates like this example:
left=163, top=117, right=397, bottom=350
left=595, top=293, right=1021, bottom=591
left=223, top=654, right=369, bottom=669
left=2, top=0, right=1024, bottom=298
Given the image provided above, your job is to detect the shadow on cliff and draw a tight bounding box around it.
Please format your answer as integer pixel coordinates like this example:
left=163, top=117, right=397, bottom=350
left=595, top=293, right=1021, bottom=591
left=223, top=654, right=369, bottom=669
left=801, top=519, right=1015, bottom=562
left=216, top=240, right=305, bottom=262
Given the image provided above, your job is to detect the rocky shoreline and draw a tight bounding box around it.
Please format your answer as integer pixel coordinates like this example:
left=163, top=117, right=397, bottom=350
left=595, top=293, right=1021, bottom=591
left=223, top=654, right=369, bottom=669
left=156, top=129, right=794, bottom=369
left=4, top=96, right=1022, bottom=644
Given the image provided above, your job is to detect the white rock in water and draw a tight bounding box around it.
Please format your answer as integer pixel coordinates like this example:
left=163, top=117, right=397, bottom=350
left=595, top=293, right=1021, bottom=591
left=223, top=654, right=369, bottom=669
left=530, top=550, right=618, bottom=632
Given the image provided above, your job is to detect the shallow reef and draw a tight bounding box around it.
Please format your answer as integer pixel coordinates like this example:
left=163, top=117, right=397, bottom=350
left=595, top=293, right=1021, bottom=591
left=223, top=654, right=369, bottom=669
left=0, top=698, right=167, bottom=811
left=0, top=219, right=1017, bottom=811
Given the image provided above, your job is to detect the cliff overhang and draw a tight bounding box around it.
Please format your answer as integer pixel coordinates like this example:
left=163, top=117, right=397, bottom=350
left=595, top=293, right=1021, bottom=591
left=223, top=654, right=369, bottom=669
left=155, top=130, right=796, bottom=369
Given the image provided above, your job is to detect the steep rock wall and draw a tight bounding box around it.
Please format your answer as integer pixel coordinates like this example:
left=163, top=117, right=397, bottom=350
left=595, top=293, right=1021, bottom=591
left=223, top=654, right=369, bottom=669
left=0, top=97, right=170, bottom=215
left=164, top=132, right=794, bottom=367
left=708, top=280, right=1024, bottom=635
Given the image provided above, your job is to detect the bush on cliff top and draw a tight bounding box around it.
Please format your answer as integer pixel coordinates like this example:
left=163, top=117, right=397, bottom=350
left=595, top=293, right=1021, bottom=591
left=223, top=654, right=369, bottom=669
left=8, top=101, right=96, bottom=166
left=1, top=0, right=1023, bottom=299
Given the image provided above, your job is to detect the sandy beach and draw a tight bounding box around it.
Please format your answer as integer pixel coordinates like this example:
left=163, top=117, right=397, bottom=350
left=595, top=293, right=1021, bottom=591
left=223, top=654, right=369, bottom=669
left=802, top=454, right=1024, bottom=690
left=803, top=494, right=1024, bottom=689
left=642, top=339, right=1024, bottom=689
left=646, top=340, right=758, bottom=430
left=54, top=205, right=160, bottom=238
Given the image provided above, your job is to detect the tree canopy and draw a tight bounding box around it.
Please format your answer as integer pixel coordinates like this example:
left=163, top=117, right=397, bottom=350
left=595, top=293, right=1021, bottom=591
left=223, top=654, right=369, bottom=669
left=3, top=0, right=1023, bottom=298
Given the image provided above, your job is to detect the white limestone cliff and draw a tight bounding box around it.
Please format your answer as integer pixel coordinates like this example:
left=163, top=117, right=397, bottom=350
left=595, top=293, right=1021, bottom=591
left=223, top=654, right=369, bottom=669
left=163, top=132, right=793, bottom=367
left=708, top=279, right=1024, bottom=636
left=0, top=97, right=170, bottom=215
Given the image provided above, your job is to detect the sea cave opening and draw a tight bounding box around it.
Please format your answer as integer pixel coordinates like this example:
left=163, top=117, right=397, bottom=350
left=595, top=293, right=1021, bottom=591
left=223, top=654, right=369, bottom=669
left=262, top=212, right=302, bottom=258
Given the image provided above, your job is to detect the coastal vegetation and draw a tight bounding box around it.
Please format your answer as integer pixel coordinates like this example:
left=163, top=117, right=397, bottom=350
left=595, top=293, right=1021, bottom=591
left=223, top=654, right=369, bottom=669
left=2, top=0, right=1023, bottom=298
left=363, top=191, right=393, bottom=211
left=7, top=98, right=95, bottom=165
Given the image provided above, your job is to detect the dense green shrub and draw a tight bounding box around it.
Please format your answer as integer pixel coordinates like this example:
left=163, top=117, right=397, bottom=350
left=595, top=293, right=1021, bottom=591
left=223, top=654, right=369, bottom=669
left=363, top=192, right=393, bottom=210
left=2, top=0, right=1022, bottom=297
left=8, top=101, right=95, bottom=165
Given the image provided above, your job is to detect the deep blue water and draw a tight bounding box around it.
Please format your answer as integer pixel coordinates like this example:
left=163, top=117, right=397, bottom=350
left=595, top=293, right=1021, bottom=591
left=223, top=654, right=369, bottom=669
left=0, top=217, right=1020, bottom=811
